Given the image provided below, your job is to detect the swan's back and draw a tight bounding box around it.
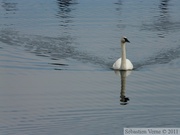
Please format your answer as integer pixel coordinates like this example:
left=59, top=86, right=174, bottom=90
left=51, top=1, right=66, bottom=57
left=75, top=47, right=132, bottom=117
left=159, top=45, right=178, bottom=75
left=113, top=58, right=133, bottom=70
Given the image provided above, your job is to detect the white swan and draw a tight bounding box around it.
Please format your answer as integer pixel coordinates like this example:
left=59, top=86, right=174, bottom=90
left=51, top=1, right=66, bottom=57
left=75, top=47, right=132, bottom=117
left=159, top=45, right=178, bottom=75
left=113, top=36, right=133, bottom=70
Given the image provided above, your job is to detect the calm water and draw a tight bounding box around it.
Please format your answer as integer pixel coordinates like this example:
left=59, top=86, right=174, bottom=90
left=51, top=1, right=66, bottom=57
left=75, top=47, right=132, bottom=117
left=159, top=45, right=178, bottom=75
left=0, top=0, right=180, bottom=135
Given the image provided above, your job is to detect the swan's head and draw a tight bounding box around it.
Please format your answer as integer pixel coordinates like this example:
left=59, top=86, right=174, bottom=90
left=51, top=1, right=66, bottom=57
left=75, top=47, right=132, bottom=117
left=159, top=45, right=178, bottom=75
left=121, top=36, right=130, bottom=44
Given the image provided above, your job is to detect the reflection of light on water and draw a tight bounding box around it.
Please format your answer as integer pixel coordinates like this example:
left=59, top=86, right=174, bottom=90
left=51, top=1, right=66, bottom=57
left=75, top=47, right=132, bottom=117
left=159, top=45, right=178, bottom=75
left=141, top=0, right=180, bottom=38
left=1, top=1, right=18, bottom=12
left=114, top=70, right=132, bottom=105
left=1, top=1, right=18, bottom=27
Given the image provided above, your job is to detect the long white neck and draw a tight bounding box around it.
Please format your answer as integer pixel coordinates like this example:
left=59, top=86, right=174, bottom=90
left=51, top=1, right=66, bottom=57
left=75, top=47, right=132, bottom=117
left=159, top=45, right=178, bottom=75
left=120, top=42, right=127, bottom=70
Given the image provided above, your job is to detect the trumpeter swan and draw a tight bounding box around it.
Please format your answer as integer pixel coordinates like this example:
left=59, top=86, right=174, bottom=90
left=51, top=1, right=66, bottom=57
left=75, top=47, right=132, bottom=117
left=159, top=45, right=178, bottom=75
left=113, top=36, right=133, bottom=70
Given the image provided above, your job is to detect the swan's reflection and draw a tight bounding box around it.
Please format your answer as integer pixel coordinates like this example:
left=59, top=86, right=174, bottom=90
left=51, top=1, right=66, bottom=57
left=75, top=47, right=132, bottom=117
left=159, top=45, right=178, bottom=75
left=114, top=70, right=132, bottom=105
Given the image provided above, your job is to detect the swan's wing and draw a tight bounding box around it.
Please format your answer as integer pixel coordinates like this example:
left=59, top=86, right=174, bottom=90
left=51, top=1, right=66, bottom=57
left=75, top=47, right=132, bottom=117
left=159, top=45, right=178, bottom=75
left=126, top=59, right=133, bottom=70
left=113, top=58, right=121, bottom=70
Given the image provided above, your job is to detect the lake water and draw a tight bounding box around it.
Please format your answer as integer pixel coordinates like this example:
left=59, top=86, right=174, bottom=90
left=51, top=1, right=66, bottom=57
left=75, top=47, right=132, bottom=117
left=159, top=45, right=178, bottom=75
left=0, top=0, right=180, bottom=135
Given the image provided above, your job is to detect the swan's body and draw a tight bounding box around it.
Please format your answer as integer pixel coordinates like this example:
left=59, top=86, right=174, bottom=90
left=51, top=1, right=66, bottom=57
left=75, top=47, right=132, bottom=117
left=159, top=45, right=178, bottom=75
left=113, top=36, right=133, bottom=70
left=113, top=58, right=133, bottom=70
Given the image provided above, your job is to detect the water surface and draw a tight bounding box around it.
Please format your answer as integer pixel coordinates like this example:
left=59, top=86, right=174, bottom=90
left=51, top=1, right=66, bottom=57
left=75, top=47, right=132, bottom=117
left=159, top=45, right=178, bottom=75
left=0, top=0, right=180, bottom=134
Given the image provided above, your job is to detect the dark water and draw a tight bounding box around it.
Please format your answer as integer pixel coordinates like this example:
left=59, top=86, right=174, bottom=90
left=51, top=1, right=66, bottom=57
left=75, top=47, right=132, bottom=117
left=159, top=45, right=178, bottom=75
left=0, top=0, right=180, bottom=135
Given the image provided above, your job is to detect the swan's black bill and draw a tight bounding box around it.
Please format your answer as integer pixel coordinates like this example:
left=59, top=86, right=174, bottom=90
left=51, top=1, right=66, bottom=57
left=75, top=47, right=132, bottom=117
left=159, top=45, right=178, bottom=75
left=124, top=38, right=130, bottom=43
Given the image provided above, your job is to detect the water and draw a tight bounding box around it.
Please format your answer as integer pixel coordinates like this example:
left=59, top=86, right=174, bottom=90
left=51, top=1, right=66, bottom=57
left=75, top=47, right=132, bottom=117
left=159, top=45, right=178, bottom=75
left=0, top=0, right=180, bottom=134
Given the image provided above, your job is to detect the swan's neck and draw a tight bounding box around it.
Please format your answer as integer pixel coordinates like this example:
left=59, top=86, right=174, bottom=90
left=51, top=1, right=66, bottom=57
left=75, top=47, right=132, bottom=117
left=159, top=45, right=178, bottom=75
left=121, top=43, right=127, bottom=70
